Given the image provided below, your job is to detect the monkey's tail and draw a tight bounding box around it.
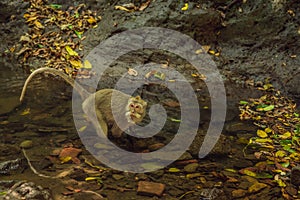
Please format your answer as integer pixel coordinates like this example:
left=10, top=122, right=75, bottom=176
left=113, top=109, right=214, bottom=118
left=19, top=67, right=90, bottom=102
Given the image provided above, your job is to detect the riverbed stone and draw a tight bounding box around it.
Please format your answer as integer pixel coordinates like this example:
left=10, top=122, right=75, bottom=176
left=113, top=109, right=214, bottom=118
left=291, top=166, right=300, bottom=186
left=183, top=163, right=199, bottom=173
left=3, top=181, right=52, bottom=200
left=137, top=181, right=165, bottom=197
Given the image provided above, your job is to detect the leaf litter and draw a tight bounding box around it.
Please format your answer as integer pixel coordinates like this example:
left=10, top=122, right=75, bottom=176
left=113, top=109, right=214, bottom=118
left=15, top=0, right=101, bottom=77
left=239, top=80, right=300, bottom=199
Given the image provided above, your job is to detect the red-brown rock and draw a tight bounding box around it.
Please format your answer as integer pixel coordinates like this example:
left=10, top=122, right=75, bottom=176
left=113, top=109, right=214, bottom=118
left=137, top=181, right=165, bottom=197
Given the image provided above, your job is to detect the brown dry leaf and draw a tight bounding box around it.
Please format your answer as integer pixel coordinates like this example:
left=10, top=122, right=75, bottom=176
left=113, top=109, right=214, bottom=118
left=59, top=147, right=82, bottom=164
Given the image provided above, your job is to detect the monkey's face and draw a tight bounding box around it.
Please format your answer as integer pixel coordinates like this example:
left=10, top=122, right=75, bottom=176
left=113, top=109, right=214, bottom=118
left=126, top=96, right=147, bottom=123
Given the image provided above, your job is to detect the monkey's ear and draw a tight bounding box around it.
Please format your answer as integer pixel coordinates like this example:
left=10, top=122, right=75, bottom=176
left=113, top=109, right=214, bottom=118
left=135, top=95, right=141, bottom=100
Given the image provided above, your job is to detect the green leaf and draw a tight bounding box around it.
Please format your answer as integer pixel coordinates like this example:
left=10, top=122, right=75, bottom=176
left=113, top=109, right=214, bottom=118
left=263, top=105, right=274, bottom=111
left=239, top=100, right=248, bottom=105
left=169, top=118, right=181, bottom=123
left=74, top=30, right=83, bottom=38
left=50, top=4, right=62, bottom=9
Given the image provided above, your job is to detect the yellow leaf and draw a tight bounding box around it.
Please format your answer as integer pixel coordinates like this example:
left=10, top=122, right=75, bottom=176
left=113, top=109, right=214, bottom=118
left=257, top=129, right=268, bottom=138
left=168, top=168, right=180, bottom=173
left=34, top=20, right=44, bottom=29
left=248, top=182, right=267, bottom=193
left=69, top=60, right=83, bottom=68
left=208, top=50, right=216, bottom=55
left=279, top=132, right=291, bottom=139
left=243, top=169, right=257, bottom=177
left=276, top=179, right=286, bottom=187
left=78, top=126, right=87, bottom=132
left=21, top=108, right=30, bottom=115
left=60, top=156, right=72, bottom=163
left=181, top=3, right=189, bottom=11
left=85, top=177, right=98, bottom=181
left=275, top=150, right=286, bottom=158
left=255, top=138, right=273, bottom=143
left=265, top=127, right=273, bottom=133
left=83, top=60, right=92, bottom=69
left=87, top=16, right=97, bottom=24
left=26, top=16, right=38, bottom=22
left=65, top=46, right=78, bottom=56
left=225, top=168, right=237, bottom=173
left=114, top=5, right=131, bottom=12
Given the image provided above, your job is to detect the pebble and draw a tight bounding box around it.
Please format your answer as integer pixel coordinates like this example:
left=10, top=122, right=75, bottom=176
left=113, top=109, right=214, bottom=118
left=137, top=181, right=165, bottom=197
left=19, top=140, right=33, bottom=149
left=291, top=166, right=300, bottom=186
left=183, top=163, right=199, bottom=173
left=112, top=174, right=125, bottom=181
left=232, top=189, right=247, bottom=198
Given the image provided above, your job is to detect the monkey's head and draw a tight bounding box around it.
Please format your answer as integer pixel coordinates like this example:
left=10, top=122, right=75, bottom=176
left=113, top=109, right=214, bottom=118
left=126, top=95, right=147, bottom=123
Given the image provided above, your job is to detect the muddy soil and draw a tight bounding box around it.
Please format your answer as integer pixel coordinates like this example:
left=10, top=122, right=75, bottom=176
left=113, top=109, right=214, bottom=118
left=0, top=0, right=299, bottom=200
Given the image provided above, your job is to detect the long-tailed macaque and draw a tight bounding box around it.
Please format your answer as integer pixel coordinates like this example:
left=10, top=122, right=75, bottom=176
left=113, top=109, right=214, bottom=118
left=19, top=67, right=147, bottom=138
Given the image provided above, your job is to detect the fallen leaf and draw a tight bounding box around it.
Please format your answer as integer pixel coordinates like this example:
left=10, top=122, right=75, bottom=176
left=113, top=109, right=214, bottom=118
left=83, top=60, right=92, bottom=69
left=181, top=3, right=189, bottom=11
left=69, top=60, right=83, bottom=68
left=21, top=108, right=31, bottom=115
left=65, top=46, right=78, bottom=56
left=257, top=129, right=268, bottom=138
left=248, top=182, right=267, bottom=193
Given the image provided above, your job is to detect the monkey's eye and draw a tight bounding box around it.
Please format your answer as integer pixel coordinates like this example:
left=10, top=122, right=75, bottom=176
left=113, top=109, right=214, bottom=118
left=135, top=105, right=140, bottom=109
left=130, top=104, right=135, bottom=108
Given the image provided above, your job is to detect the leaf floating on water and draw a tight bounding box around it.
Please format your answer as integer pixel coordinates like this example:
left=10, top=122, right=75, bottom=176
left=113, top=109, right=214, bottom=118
left=21, top=108, right=30, bottom=115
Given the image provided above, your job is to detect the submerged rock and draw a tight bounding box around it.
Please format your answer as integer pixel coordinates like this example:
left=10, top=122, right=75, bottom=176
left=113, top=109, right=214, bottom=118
left=3, top=181, right=52, bottom=200
left=0, top=158, right=27, bottom=175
